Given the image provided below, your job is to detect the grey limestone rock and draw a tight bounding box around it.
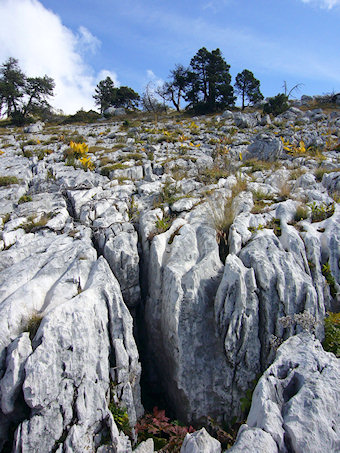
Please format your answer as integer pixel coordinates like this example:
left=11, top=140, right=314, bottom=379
left=0, top=229, right=142, bottom=452
left=247, top=134, right=283, bottom=161
left=234, top=112, right=259, bottom=128
left=24, top=122, right=44, bottom=133
left=133, top=438, right=154, bottom=452
left=230, top=333, right=340, bottom=453
left=180, top=428, right=221, bottom=453
left=145, top=219, right=227, bottom=422
left=103, top=230, right=141, bottom=308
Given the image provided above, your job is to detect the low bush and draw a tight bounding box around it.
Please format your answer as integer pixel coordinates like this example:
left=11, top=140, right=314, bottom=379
left=308, top=202, right=335, bottom=222
left=263, top=93, right=289, bottom=116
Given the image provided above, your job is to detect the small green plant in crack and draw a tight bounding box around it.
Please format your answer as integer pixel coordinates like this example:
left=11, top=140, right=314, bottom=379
left=18, top=194, right=32, bottom=204
left=20, top=213, right=53, bottom=233
left=248, top=224, right=264, bottom=233
left=128, top=195, right=140, bottom=223
left=108, top=401, right=131, bottom=438
left=267, top=218, right=281, bottom=237
left=240, top=375, right=261, bottom=418
left=308, top=201, right=335, bottom=222
left=155, top=215, right=172, bottom=234
left=1, top=213, right=11, bottom=225
left=323, top=312, right=340, bottom=357
left=322, top=262, right=337, bottom=298
left=168, top=225, right=183, bottom=244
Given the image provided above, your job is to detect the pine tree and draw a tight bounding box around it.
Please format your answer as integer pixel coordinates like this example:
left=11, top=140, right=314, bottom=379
left=234, top=69, right=263, bottom=110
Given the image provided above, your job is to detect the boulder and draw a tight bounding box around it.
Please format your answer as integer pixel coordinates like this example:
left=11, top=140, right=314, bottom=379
left=24, top=122, right=44, bottom=133
left=230, top=333, right=340, bottom=453
left=246, top=134, right=283, bottom=161
left=104, top=107, right=126, bottom=116
left=234, top=112, right=259, bottom=128
left=180, top=428, right=221, bottom=453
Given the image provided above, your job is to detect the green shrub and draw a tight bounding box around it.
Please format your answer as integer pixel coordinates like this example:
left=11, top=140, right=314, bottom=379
left=108, top=402, right=131, bottom=438
left=155, top=216, right=172, bottom=233
left=267, top=218, right=281, bottom=236
left=18, top=194, right=32, bottom=204
left=62, top=109, right=100, bottom=124
left=263, top=93, right=289, bottom=116
left=210, top=197, right=235, bottom=262
left=308, top=202, right=335, bottom=222
left=323, top=312, right=340, bottom=357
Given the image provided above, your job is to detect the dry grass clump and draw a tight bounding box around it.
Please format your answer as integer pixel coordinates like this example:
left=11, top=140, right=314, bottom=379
left=24, top=311, right=44, bottom=340
left=294, top=204, right=309, bottom=222
left=210, top=197, right=235, bottom=262
left=0, top=175, right=19, bottom=186
left=242, top=159, right=281, bottom=174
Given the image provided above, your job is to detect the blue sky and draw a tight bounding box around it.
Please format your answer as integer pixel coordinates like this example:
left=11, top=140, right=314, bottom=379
left=0, top=0, right=339, bottom=113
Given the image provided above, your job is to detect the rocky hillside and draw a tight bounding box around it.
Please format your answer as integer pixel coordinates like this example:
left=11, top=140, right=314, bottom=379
left=0, top=104, right=339, bottom=452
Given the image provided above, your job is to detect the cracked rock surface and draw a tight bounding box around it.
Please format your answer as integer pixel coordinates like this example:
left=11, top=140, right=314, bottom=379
left=0, top=101, right=339, bottom=451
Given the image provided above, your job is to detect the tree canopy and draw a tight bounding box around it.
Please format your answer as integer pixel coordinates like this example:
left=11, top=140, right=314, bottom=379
left=235, top=69, right=263, bottom=110
left=93, top=76, right=140, bottom=113
left=186, top=47, right=235, bottom=113
left=0, top=57, right=55, bottom=124
left=159, top=48, right=235, bottom=113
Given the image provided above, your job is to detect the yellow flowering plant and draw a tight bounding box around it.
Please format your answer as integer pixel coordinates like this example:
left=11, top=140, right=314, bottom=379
left=65, top=141, right=95, bottom=171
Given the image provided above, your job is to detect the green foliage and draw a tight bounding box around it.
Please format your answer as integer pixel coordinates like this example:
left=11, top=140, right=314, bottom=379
left=308, top=202, right=335, bottom=222
left=0, top=175, right=19, bottom=186
left=248, top=224, right=265, bottom=233
left=18, top=194, right=32, bottom=204
left=155, top=216, right=172, bottom=233
left=100, top=163, right=129, bottom=177
left=210, top=197, right=234, bottom=262
left=136, top=407, right=195, bottom=453
left=235, top=69, right=263, bottom=109
left=93, top=76, right=140, bottom=113
left=62, top=109, right=101, bottom=124
left=0, top=57, right=55, bottom=124
left=263, top=93, right=289, bottom=116
left=20, top=213, right=52, bottom=233
left=185, top=47, right=235, bottom=113
left=108, top=402, right=131, bottom=437
left=267, top=218, right=281, bottom=236
left=322, top=262, right=337, bottom=298
left=128, top=196, right=140, bottom=223
left=323, top=312, right=340, bottom=357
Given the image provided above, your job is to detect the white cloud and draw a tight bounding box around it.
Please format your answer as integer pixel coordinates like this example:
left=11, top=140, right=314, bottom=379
left=0, top=0, right=119, bottom=114
left=77, top=26, right=101, bottom=55
left=146, top=69, right=163, bottom=88
left=301, top=0, right=340, bottom=8
left=96, top=70, right=120, bottom=87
